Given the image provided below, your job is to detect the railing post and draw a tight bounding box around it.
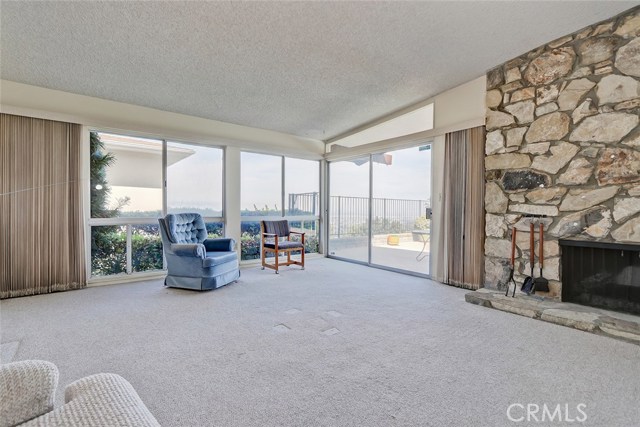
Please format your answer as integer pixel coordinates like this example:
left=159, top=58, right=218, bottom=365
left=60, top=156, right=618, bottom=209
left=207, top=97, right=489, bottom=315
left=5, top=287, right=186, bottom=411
left=313, top=192, right=317, bottom=216
left=337, top=196, right=341, bottom=238
left=383, top=198, right=387, bottom=231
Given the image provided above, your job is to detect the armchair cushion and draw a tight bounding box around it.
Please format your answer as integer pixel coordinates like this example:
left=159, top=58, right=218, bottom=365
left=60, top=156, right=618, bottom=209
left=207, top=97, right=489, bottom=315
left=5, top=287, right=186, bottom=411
left=203, top=251, right=238, bottom=267
left=203, top=238, right=235, bottom=252
left=165, top=213, right=207, bottom=243
left=264, top=240, right=304, bottom=250
left=0, top=360, right=58, bottom=427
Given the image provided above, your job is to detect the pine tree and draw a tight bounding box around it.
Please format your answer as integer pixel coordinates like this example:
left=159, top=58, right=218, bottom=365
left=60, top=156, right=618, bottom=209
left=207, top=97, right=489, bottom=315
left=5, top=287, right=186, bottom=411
left=90, top=132, right=127, bottom=275
left=90, top=132, right=117, bottom=218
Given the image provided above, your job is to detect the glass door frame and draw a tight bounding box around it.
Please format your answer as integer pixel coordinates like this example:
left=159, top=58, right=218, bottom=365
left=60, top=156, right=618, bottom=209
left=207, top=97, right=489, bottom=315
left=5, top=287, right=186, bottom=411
left=326, top=142, right=433, bottom=279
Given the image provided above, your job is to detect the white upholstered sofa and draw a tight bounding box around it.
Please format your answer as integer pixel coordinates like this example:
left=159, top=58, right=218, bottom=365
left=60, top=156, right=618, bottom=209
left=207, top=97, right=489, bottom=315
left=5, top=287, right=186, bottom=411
left=0, top=360, right=159, bottom=427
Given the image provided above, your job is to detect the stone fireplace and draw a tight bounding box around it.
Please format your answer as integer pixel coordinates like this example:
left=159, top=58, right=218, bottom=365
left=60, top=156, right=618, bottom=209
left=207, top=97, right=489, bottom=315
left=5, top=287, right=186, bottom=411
left=483, top=6, right=640, bottom=303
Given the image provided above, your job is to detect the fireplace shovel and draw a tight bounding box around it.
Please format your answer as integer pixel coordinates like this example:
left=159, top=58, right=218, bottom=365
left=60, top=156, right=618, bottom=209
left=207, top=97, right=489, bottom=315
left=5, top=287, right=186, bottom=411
left=505, top=228, right=518, bottom=297
left=521, top=222, right=535, bottom=294
left=534, top=222, right=550, bottom=292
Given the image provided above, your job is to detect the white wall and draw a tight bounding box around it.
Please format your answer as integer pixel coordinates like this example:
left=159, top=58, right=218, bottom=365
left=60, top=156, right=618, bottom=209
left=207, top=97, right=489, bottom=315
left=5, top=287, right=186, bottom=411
left=432, top=76, right=486, bottom=131
left=326, top=75, right=486, bottom=156
left=0, top=80, right=325, bottom=159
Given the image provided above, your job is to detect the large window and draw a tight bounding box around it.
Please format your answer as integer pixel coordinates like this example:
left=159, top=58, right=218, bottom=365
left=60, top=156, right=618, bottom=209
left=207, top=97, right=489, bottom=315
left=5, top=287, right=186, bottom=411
left=91, top=133, right=163, bottom=218
left=167, top=141, right=223, bottom=217
left=285, top=157, right=319, bottom=216
left=89, top=131, right=225, bottom=278
left=241, top=152, right=282, bottom=215
left=240, top=153, right=320, bottom=261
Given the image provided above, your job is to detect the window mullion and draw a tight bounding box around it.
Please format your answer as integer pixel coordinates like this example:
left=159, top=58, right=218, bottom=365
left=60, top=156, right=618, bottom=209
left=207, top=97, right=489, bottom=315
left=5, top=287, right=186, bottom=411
left=281, top=156, right=286, bottom=217
left=162, top=139, right=167, bottom=216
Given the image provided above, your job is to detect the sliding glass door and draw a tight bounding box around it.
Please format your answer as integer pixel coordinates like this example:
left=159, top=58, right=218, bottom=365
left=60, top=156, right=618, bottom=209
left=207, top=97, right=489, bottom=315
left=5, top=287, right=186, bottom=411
left=371, top=146, right=431, bottom=275
left=328, top=156, right=370, bottom=263
left=328, top=145, right=432, bottom=276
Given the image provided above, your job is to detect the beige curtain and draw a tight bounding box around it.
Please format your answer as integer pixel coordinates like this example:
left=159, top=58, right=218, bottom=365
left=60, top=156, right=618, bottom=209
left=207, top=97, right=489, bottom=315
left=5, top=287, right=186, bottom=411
left=1, top=113, right=86, bottom=298
left=437, top=126, right=485, bottom=289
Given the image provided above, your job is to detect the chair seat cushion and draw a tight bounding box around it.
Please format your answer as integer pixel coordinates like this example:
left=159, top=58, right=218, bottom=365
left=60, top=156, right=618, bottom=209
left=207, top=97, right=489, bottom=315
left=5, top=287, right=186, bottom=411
left=204, top=251, right=238, bottom=267
left=264, top=241, right=304, bottom=250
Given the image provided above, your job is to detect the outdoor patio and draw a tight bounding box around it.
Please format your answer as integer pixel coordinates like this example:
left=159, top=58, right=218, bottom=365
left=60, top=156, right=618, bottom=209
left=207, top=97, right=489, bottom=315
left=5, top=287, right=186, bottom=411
left=330, top=233, right=430, bottom=275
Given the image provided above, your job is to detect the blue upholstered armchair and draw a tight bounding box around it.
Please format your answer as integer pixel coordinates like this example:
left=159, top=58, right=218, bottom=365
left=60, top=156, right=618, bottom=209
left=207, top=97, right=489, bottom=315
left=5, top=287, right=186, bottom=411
left=158, top=213, right=239, bottom=290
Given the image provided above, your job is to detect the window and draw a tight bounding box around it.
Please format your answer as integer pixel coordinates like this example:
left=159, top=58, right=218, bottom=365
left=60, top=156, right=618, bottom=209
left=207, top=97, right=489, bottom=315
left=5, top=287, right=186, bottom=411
left=241, top=152, right=282, bottom=215
left=285, top=157, right=319, bottom=216
left=89, top=132, right=226, bottom=278
left=240, top=153, right=320, bottom=261
left=91, top=132, right=162, bottom=218
left=167, top=141, right=223, bottom=217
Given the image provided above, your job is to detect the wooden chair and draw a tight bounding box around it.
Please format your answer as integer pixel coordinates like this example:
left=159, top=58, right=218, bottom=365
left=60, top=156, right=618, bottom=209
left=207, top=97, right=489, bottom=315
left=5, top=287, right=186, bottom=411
left=260, top=220, right=305, bottom=274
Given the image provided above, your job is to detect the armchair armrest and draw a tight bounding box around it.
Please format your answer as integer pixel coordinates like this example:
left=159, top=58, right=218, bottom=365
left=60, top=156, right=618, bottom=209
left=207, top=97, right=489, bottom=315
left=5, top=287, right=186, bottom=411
left=170, top=243, right=206, bottom=258
left=203, top=238, right=235, bottom=252
left=262, top=233, right=279, bottom=248
left=289, top=231, right=305, bottom=243
left=0, top=360, right=59, bottom=427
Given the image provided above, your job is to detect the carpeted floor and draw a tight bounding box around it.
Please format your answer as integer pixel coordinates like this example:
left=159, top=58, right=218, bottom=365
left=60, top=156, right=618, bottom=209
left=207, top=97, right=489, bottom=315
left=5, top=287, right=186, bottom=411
left=2, top=258, right=639, bottom=426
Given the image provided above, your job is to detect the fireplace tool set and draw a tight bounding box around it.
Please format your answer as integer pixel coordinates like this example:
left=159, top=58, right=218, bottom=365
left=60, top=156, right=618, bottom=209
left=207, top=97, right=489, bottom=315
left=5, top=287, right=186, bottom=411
left=505, top=217, right=550, bottom=297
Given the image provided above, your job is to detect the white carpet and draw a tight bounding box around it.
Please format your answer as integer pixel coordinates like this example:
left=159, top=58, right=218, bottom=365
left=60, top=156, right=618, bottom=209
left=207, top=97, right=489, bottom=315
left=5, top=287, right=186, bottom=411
left=1, top=258, right=639, bottom=426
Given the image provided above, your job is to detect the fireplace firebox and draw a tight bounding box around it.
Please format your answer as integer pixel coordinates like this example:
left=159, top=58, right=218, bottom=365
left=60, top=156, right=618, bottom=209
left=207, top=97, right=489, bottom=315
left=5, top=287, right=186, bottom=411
left=560, top=239, right=640, bottom=315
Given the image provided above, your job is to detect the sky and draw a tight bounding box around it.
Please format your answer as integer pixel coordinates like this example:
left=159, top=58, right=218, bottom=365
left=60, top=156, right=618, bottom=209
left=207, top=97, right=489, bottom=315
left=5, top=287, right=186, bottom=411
left=330, top=145, right=432, bottom=201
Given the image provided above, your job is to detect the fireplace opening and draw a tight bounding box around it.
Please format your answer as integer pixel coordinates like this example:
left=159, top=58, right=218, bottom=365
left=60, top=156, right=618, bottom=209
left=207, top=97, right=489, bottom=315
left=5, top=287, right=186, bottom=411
left=560, top=240, right=640, bottom=315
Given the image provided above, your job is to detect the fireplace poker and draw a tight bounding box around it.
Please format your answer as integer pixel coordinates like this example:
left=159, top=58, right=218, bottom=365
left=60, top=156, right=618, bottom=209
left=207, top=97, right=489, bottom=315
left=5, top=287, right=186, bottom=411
left=534, top=222, right=550, bottom=292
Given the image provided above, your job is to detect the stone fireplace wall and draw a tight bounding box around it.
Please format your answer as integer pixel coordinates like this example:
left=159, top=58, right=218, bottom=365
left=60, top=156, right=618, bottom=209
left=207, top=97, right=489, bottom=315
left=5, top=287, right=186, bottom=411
left=483, top=7, right=640, bottom=297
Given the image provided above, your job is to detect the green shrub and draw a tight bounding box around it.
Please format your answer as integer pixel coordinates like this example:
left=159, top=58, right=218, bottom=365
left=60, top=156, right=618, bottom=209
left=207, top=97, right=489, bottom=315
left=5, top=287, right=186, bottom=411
left=414, top=217, right=430, bottom=230
left=131, top=232, right=163, bottom=272
left=91, top=227, right=163, bottom=276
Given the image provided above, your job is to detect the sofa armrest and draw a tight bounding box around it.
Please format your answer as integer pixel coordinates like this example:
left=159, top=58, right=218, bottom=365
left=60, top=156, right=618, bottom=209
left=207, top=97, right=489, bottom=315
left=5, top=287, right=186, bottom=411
left=0, top=360, right=58, bottom=427
left=170, top=243, right=205, bottom=258
left=203, top=238, right=235, bottom=252
left=22, top=373, right=160, bottom=427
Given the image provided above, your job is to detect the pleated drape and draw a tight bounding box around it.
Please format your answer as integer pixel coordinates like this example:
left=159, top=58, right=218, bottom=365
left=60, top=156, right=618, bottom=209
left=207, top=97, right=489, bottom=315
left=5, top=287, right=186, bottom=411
left=0, top=113, right=86, bottom=298
left=438, top=126, right=485, bottom=289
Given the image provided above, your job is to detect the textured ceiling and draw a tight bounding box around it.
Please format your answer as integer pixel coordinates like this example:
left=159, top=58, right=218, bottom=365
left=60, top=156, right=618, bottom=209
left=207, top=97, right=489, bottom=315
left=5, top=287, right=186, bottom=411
left=1, top=1, right=637, bottom=141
